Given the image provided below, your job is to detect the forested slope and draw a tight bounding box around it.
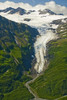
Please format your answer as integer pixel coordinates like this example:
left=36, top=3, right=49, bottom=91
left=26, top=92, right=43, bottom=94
left=0, top=15, right=39, bottom=100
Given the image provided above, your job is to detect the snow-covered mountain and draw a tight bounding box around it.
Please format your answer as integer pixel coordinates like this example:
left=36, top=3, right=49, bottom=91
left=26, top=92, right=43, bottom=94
left=0, top=7, right=26, bottom=15
left=39, top=9, right=57, bottom=15
left=0, top=7, right=63, bottom=16
left=0, top=1, right=67, bottom=73
left=0, top=1, right=67, bottom=14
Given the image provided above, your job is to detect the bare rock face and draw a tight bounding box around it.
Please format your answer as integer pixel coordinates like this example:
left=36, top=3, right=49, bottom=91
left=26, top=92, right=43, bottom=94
left=0, top=7, right=26, bottom=15
left=39, top=9, right=57, bottom=15
left=27, top=10, right=35, bottom=14
left=8, top=7, right=26, bottom=15
left=24, top=18, right=31, bottom=22
left=0, top=7, right=14, bottom=13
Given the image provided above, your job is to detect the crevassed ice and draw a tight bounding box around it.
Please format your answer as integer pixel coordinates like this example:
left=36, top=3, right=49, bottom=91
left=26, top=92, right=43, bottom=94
left=34, top=29, right=57, bottom=73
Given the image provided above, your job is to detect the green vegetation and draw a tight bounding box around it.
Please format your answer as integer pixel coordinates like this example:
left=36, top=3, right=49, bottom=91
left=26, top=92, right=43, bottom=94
left=3, top=75, right=34, bottom=100
left=0, top=15, right=39, bottom=100
left=58, top=96, right=67, bottom=100
left=30, top=23, right=67, bottom=99
left=3, top=86, right=33, bottom=100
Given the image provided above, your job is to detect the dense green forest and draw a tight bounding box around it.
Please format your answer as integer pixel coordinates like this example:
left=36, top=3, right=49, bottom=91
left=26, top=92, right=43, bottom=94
left=30, top=23, right=67, bottom=99
left=0, top=15, right=39, bottom=100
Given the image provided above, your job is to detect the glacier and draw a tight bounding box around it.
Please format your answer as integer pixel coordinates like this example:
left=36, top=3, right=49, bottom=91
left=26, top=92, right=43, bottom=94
left=0, top=1, right=67, bottom=73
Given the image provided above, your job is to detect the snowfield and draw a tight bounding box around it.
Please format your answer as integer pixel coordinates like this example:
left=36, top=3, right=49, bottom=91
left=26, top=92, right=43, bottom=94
left=0, top=1, right=67, bottom=73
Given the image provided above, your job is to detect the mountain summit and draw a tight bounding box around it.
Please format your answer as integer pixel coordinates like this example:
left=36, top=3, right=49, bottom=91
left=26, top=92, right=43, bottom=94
left=0, top=7, right=26, bottom=15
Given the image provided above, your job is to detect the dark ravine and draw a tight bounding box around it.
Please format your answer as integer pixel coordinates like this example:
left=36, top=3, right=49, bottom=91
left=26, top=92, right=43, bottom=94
left=0, top=15, right=39, bottom=100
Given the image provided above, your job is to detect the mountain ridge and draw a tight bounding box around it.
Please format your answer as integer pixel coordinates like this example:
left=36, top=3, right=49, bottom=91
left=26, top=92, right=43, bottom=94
left=0, top=1, right=67, bottom=15
left=0, top=15, right=39, bottom=100
left=0, top=7, right=26, bottom=15
left=0, top=7, right=64, bottom=16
